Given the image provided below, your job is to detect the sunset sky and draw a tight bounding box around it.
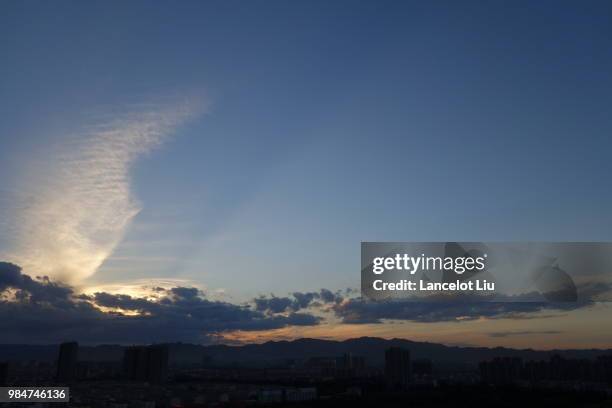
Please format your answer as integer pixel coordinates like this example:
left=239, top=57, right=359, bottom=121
left=1, top=0, right=612, bottom=348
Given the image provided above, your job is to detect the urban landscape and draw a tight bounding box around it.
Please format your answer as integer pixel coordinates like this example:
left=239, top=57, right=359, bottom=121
left=3, top=1, right=612, bottom=407
left=2, top=338, right=612, bottom=407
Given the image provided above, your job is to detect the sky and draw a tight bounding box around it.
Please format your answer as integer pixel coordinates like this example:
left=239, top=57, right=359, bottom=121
left=1, top=0, right=612, bottom=348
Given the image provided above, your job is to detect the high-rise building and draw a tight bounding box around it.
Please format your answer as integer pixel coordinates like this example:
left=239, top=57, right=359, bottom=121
left=123, top=346, right=147, bottom=381
left=123, top=345, right=168, bottom=383
left=479, top=357, right=522, bottom=385
left=337, top=353, right=365, bottom=370
left=146, top=345, right=168, bottom=384
left=336, top=353, right=366, bottom=378
left=385, top=347, right=411, bottom=389
left=56, top=342, right=78, bottom=382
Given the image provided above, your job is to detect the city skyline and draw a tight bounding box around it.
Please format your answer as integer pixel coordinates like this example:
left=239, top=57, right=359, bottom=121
left=2, top=1, right=612, bottom=349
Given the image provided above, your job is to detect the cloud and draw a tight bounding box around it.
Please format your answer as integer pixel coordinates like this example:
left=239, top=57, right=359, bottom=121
left=2, top=260, right=606, bottom=344
left=325, top=281, right=612, bottom=324
left=330, top=297, right=598, bottom=324
left=254, top=296, right=295, bottom=314
left=253, top=289, right=345, bottom=314
left=0, top=261, right=73, bottom=304
left=89, top=292, right=155, bottom=312
left=319, top=288, right=342, bottom=304
left=252, top=289, right=600, bottom=324
left=169, top=286, right=200, bottom=300
left=488, top=330, right=563, bottom=338
left=1, top=99, right=202, bottom=283
left=0, top=262, right=320, bottom=344
left=292, top=291, right=319, bottom=309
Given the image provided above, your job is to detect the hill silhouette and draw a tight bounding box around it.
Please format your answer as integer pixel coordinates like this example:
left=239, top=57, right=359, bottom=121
left=1, top=337, right=610, bottom=368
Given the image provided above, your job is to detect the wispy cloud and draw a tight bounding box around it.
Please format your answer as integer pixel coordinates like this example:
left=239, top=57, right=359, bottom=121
left=1, top=99, right=203, bottom=283
left=488, top=330, right=563, bottom=338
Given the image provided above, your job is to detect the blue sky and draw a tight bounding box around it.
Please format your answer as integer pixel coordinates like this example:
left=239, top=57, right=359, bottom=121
left=2, top=1, right=612, bottom=305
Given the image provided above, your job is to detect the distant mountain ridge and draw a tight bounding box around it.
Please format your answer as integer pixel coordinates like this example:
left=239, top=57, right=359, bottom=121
left=1, top=337, right=610, bottom=368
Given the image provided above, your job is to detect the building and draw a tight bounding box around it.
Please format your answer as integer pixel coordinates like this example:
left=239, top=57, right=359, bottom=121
left=336, top=353, right=366, bottom=378
left=385, top=347, right=411, bottom=390
left=147, top=345, right=168, bottom=384
left=412, top=358, right=433, bottom=377
left=479, top=357, right=522, bottom=385
left=337, top=353, right=366, bottom=370
left=56, top=342, right=79, bottom=382
left=285, top=387, right=317, bottom=402
left=259, top=387, right=317, bottom=403
left=123, top=345, right=168, bottom=383
left=258, top=389, right=283, bottom=403
left=305, top=357, right=336, bottom=377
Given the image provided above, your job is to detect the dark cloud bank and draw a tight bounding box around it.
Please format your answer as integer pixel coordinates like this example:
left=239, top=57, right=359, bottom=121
left=0, top=262, right=606, bottom=344
left=0, top=262, right=318, bottom=344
